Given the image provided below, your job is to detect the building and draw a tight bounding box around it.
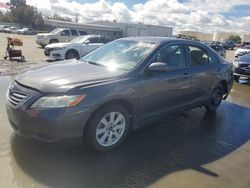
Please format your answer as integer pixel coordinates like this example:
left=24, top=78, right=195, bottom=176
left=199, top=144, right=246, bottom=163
left=44, top=19, right=173, bottom=38
left=241, top=33, right=250, bottom=43
left=90, top=21, right=173, bottom=37
left=179, top=31, right=213, bottom=41
left=212, top=32, right=239, bottom=42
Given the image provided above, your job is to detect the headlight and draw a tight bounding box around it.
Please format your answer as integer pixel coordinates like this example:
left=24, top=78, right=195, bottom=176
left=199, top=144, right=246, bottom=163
left=31, top=95, right=86, bottom=109
left=52, top=47, right=66, bottom=51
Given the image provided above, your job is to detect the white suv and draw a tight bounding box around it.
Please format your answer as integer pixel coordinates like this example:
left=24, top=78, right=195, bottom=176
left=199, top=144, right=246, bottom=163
left=44, top=35, right=114, bottom=60
left=36, top=28, right=87, bottom=48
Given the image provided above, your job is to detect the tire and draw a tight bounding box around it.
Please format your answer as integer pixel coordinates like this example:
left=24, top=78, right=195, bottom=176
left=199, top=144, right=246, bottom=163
left=65, top=50, right=79, bottom=60
left=49, top=39, right=58, bottom=44
left=86, top=104, right=130, bottom=152
left=234, top=75, right=240, bottom=82
left=206, top=84, right=224, bottom=112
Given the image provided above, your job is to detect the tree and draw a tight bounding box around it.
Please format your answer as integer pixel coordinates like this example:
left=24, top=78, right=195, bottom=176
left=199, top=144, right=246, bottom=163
left=10, top=0, right=26, bottom=8
left=228, top=35, right=241, bottom=44
left=51, top=11, right=72, bottom=22
left=0, top=12, right=12, bottom=22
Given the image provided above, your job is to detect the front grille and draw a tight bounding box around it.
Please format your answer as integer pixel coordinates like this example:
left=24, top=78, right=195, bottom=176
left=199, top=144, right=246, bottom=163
left=239, top=63, right=250, bottom=68
left=235, top=68, right=250, bottom=76
left=8, top=91, right=28, bottom=106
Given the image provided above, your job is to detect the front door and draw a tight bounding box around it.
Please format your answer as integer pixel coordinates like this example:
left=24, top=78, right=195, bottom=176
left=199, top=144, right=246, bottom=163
left=139, top=44, right=191, bottom=120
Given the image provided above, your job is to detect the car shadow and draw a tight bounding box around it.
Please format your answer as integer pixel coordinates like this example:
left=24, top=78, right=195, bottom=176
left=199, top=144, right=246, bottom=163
left=10, top=101, right=250, bottom=188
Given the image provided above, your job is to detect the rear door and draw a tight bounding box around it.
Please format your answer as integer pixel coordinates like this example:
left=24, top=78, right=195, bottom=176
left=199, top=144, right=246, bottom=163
left=139, top=43, right=191, bottom=120
left=186, top=44, right=220, bottom=105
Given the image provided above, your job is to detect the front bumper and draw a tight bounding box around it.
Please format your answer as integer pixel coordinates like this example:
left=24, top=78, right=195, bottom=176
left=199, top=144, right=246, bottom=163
left=6, top=82, right=91, bottom=143
left=44, top=48, right=65, bottom=60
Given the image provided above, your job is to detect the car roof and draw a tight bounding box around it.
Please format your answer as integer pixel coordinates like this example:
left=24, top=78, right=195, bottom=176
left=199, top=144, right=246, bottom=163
left=119, top=37, right=202, bottom=46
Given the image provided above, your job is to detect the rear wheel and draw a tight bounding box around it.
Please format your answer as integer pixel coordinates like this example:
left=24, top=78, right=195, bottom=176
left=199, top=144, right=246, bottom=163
left=86, top=104, right=130, bottom=152
left=206, top=84, right=224, bottom=112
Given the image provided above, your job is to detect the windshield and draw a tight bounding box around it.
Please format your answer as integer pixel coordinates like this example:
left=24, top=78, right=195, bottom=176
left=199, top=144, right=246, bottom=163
left=81, top=40, right=156, bottom=71
left=50, top=28, right=62, bottom=34
left=69, top=36, right=92, bottom=43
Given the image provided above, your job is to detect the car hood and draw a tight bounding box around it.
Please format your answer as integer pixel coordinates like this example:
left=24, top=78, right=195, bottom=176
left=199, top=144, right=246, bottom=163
left=237, top=55, right=250, bottom=64
left=37, top=33, right=55, bottom=37
left=236, top=48, right=250, bottom=53
left=46, top=42, right=68, bottom=48
left=15, top=60, right=126, bottom=93
left=46, top=42, right=81, bottom=48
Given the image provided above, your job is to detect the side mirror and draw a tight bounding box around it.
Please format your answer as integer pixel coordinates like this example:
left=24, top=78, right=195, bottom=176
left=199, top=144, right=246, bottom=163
left=148, top=62, right=169, bottom=72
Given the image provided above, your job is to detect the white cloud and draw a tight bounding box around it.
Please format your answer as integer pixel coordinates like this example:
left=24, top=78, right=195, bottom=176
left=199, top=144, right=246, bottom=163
left=1, top=0, right=250, bottom=33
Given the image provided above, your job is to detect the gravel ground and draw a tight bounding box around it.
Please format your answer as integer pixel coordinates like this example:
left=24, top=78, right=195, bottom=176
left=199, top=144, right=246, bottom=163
left=0, top=33, right=47, bottom=76
left=0, top=33, right=237, bottom=76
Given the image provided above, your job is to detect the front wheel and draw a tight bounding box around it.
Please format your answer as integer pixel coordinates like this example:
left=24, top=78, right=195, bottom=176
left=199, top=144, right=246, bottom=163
left=206, top=84, right=224, bottom=112
left=86, top=104, right=130, bottom=152
left=234, top=75, right=240, bottom=82
left=65, top=50, right=78, bottom=59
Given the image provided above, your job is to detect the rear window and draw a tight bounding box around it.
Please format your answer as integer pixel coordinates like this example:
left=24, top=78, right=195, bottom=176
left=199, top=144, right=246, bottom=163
left=78, top=30, right=88, bottom=36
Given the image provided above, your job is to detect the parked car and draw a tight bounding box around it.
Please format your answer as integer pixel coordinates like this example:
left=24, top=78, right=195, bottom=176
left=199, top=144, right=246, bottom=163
left=2, top=26, right=17, bottom=33
left=222, top=41, right=235, bottom=50
left=209, top=44, right=226, bottom=57
left=44, top=35, right=114, bottom=60
left=6, top=37, right=233, bottom=151
left=235, top=45, right=250, bottom=57
left=233, top=53, right=250, bottom=81
left=0, top=25, right=9, bottom=32
left=36, top=28, right=88, bottom=48
left=16, top=28, right=34, bottom=35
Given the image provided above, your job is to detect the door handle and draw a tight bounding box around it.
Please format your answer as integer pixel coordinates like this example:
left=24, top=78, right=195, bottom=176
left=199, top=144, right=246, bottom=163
left=183, top=73, right=190, bottom=78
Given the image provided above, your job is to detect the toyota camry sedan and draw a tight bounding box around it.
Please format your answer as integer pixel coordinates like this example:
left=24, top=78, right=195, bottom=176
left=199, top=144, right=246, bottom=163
left=6, top=37, right=233, bottom=151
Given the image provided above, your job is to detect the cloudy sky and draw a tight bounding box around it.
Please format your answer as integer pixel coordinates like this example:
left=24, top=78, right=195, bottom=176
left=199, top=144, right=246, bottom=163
left=1, top=0, right=250, bottom=33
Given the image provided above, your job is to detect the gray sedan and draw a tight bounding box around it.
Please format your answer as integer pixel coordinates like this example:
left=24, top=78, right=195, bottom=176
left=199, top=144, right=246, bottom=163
left=6, top=37, right=233, bottom=151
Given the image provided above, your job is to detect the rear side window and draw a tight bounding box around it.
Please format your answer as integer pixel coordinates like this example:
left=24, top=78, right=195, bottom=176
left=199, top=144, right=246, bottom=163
left=188, top=46, right=209, bottom=65
left=152, top=44, right=186, bottom=69
left=78, top=30, right=88, bottom=36
left=71, top=29, right=78, bottom=36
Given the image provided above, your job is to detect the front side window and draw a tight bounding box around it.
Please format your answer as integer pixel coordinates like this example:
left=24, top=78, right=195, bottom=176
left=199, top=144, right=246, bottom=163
left=188, top=46, right=209, bottom=65
left=89, top=37, right=100, bottom=43
left=60, top=30, right=70, bottom=36
left=152, top=44, right=186, bottom=69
